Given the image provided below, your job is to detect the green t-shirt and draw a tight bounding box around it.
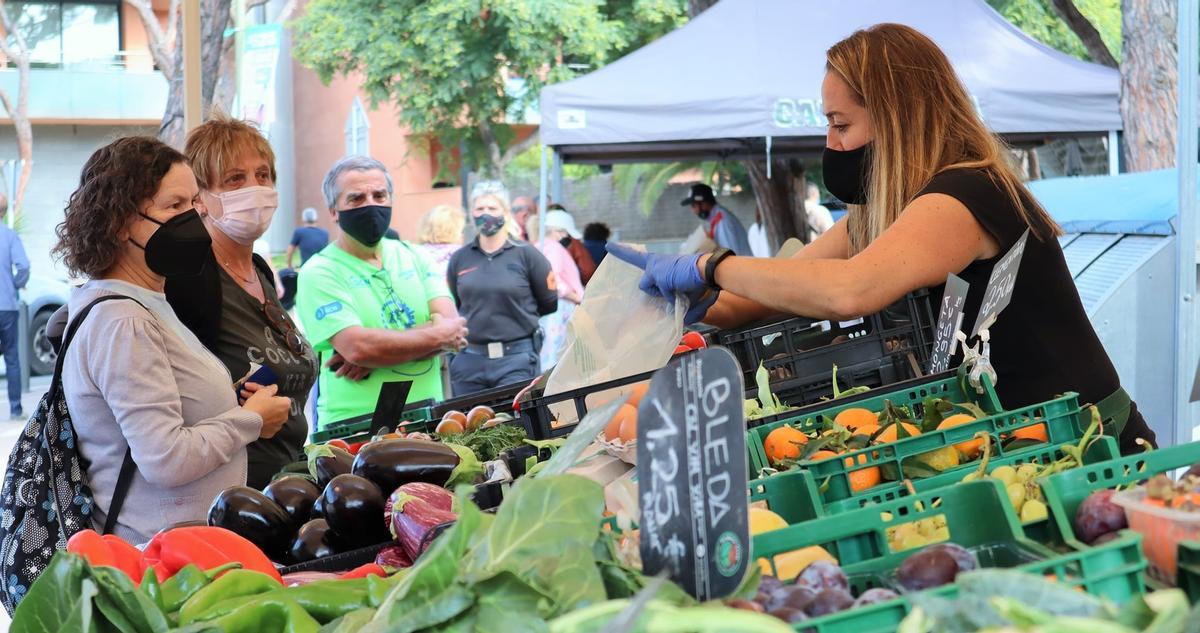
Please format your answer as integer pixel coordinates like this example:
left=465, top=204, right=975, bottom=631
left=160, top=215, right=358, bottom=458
left=296, top=239, right=451, bottom=428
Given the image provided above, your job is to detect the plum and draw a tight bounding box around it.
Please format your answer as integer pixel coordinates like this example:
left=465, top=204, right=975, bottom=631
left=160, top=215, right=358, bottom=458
left=796, top=560, right=850, bottom=593
left=758, top=574, right=784, bottom=594
left=1074, top=489, right=1127, bottom=544
left=853, top=587, right=901, bottom=606
left=805, top=588, right=855, bottom=617
left=896, top=549, right=960, bottom=591
left=779, top=585, right=816, bottom=611
left=728, top=599, right=764, bottom=613
left=923, top=543, right=978, bottom=573
left=768, top=607, right=809, bottom=624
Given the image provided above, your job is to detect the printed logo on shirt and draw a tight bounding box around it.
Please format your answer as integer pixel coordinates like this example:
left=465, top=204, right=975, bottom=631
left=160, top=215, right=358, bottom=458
left=399, top=269, right=416, bottom=280
left=382, top=298, right=417, bottom=329
left=347, top=276, right=370, bottom=288
left=315, top=301, right=343, bottom=320
left=457, top=266, right=479, bottom=277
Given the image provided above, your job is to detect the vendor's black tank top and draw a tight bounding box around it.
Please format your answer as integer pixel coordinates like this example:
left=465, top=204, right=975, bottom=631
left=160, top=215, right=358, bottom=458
left=919, top=169, right=1126, bottom=413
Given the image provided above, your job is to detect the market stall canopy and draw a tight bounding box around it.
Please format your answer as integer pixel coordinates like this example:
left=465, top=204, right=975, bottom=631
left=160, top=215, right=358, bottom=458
left=539, top=0, right=1121, bottom=164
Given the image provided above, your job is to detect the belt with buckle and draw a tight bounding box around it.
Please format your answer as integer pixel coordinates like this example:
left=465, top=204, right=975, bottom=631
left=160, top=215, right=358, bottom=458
left=464, top=337, right=535, bottom=359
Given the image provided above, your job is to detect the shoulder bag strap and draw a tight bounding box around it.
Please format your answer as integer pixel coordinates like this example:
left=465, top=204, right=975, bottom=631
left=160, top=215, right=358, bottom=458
left=53, top=294, right=147, bottom=536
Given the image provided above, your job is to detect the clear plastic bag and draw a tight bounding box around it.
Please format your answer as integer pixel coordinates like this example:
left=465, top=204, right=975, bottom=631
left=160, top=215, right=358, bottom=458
left=544, top=249, right=684, bottom=427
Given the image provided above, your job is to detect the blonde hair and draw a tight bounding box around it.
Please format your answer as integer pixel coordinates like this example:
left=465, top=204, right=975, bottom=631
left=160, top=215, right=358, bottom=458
left=184, top=111, right=277, bottom=191
left=417, top=204, right=466, bottom=245
left=825, top=24, right=1059, bottom=254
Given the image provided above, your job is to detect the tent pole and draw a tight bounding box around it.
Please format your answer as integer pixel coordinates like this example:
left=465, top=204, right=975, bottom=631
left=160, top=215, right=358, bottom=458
left=766, top=136, right=773, bottom=179
left=551, top=149, right=564, bottom=205
left=1107, top=130, right=1119, bottom=175
left=1175, top=0, right=1198, bottom=445
left=538, top=145, right=549, bottom=248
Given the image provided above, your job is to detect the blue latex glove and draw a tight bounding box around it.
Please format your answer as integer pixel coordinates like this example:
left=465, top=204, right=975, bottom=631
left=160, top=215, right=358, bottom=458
left=606, top=243, right=718, bottom=325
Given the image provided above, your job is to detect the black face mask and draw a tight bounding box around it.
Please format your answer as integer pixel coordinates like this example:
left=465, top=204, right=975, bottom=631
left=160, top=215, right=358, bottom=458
left=132, top=209, right=211, bottom=278
left=822, top=144, right=871, bottom=205
left=558, top=236, right=571, bottom=248
left=338, top=205, right=392, bottom=246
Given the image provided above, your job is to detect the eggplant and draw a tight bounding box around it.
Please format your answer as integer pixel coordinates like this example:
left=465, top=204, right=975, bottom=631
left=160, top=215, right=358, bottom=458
left=391, top=482, right=454, bottom=513
left=311, top=494, right=325, bottom=521
left=385, top=488, right=457, bottom=560
left=263, top=475, right=321, bottom=530
left=352, top=438, right=459, bottom=495
left=320, top=474, right=390, bottom=549
left=289, top=518, right=337, bottom=565
left=208, top=486, right=294, bottom=561
left=307, top=444, right=355, bottom=490
left=375, top=543, right=413, bottom=569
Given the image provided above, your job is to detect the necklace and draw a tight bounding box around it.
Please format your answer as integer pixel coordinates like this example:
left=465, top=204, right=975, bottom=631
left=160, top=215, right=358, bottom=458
left=220, top=258, right=257, bottom=286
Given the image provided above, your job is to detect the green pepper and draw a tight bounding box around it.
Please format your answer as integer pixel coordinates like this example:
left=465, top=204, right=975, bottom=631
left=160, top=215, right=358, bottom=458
left=179, top=568, right=282, bottom=624
left=198, top=596, right=321, bottom=633
left=185, top=578, right=373, bottom=624
left=139, top=566, right=164, bottom=612
left=159, top=562, right=242, bottom=614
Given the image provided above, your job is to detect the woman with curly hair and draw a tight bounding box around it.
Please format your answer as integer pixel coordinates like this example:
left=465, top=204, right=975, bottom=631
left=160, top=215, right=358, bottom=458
left=52, top=136, right=290, bottom=543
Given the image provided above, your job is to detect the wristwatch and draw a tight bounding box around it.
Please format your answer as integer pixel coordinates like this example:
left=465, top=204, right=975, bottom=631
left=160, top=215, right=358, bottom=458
left=703, top=247, right=734, bottom=290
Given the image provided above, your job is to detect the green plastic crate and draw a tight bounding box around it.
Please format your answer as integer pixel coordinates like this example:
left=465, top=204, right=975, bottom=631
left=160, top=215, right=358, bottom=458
left=750, top=436, right=1120, bottom=544
left=1041, top=440, right=1200, bottom=548
left=309, top=409, right=435, bottom=444
left=747, top=372, right=1004, bottom=473
left=1178, top=541, right=1200, bottom=603
left=753, top=479, right=1147, bottom=632
left=754, top=392, right=1088, bottom=506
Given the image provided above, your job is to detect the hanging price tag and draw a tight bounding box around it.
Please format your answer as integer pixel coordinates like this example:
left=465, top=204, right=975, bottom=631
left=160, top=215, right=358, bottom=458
left=930, top=274, right=970, bottom=374
left=970, top=228, right=1031, bottom=337
left=636, top=347, right=748, bottom=601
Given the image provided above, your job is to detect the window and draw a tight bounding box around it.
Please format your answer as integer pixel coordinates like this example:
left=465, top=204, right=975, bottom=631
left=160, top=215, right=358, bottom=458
left=4, top=1, right=120, bottom=69
left=344, top=96, right=370, bottom=157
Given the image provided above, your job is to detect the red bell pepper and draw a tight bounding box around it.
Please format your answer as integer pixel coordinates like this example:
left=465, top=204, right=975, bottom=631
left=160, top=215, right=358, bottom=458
left=66, top=530, right=147, bottom=583
left=144, top=526, right=282, bottom=583
left=337, top=563, right=386, bottom=580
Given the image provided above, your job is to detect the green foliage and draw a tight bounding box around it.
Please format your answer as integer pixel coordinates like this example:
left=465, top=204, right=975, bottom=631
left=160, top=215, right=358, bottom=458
left=987, top=0, right=1121, bottom=63
left=611, top=161, right=751, bottom=216
left=292, top=0, right=686, bottom=176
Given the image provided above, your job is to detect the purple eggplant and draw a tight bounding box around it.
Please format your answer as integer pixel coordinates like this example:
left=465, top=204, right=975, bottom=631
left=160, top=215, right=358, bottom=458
left=263, top=475, right=321, bottom=531
left=208, top=486, right=294, bottom=561
left=306, top=444, right=355, bottom=490
left=289, top=518, right=336, bottom=564
left=321, top=474, right=390, bottom=549
left=352, top=438, right=459, bottom=495
left=386, top=488, right=457, bottom=560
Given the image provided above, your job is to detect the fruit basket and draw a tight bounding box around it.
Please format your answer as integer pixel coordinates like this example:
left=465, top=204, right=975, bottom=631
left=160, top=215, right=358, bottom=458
left=745, top=370, right=1005, bottom=473
left=719, top=291, right=935, bottom=390
left=751, top=436, right=1121, bottom=543
left=752, top=479, right=1147, bottom=633
left=1041, top=440, right=1200, bottom=548
left=1111, top=485, right=1200, bottom=585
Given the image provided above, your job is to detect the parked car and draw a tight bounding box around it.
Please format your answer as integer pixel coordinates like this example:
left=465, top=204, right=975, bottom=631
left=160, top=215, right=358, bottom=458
left=23, top=274, right=70, bottom=375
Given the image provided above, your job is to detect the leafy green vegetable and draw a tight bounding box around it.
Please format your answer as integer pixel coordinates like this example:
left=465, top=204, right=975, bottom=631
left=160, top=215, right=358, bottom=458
left=11, top=552, right=171, bottom=633
left=444, top=443, right=485, bottom=487
left=438, top=425, right=528, bottom=462
left=746, top=364, right=797, bottom=421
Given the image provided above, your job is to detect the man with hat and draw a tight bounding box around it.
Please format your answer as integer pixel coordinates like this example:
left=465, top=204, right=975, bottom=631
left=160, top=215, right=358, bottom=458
left=682, top=183, right=751, bottom=256
left=544, top=205, right=597, bottom=285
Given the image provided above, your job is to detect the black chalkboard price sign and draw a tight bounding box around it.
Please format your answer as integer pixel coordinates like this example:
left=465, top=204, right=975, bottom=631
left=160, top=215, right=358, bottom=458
left=929, top=274, right=970, bottom=374
left=635, top=347, right=749, bottom=601
left=971, top=228, right=1031, bottom=337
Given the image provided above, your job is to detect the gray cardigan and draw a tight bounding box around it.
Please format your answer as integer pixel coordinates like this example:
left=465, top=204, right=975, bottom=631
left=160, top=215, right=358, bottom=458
left=63, top=280, right=263, bottom=544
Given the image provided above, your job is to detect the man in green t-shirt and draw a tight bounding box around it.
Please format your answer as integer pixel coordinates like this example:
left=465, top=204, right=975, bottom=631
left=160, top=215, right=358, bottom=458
left=297, top=156, right=468, bottom=428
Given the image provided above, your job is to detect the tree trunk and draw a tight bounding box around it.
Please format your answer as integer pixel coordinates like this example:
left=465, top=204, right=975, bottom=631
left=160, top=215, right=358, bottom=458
left=1048, top=0, right=1118, bottom=67
left=159, top=0, right=233, bottom=146
left=745, top=159, right=805, bottom=254
left=1120, top=0, right=1177, bottom=172
left=687, top=0, right=719, bottom=17
left=0, top=0, right=33, bottom=220
left=212, top=33, right=238, bottom=114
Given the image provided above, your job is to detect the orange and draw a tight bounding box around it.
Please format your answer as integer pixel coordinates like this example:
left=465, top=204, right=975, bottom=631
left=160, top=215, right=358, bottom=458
left=834, top=408, right=879, bottom=431
left=1011, top=423, right=1048, bottom=443
left=844, top=453, right=882, bottom=492
left=808, top=450, right=839, bottom=462
left=606, top=404, right=638, bottom=443
left=874, top=422, right=922, bottom=444
left=938, top=414, right=981, bottom=458
left=626, top=382, right=650, bottom=408
left=764, top=426, right=809, bottom=464
left=852, top=424, right=882, bottom=439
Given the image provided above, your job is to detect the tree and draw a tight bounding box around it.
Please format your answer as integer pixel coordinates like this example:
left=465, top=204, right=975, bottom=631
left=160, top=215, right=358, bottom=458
left=128, top=0, right=249, bottom=147
left=0, top=0, right=32, bottom=221
left=1008, top=0, right=1176, bottom=171
left=292, top=0, right=683, bottom=178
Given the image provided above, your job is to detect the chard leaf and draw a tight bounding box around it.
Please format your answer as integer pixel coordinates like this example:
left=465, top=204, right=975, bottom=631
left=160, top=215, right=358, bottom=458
left=469, top=572, right=554, bottom=631
left=446, top=443, right=485, bottom=487
left=464, top=475, right=607, bottom=612
left=11, top=552, right=95, bottom=633
left=755, top=364, right=773, bottom=412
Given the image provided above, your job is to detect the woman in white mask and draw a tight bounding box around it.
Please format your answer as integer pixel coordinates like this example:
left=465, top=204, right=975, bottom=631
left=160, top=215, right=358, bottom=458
left=164, top=113, right=318, bottom=489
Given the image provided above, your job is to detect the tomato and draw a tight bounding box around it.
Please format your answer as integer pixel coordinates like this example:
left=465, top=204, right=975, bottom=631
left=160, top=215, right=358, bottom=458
left=673, top=344, right=691, bottom=356
left=326, top=439, right=351, bottom=452
left=347, top=441, right=368, bottom=455
left=680, top=331, right=707, bottom=350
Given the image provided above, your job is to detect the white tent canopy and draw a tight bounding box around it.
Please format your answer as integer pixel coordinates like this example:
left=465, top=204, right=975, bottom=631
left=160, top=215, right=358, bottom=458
left=539, top=0, right=1121, bottom=163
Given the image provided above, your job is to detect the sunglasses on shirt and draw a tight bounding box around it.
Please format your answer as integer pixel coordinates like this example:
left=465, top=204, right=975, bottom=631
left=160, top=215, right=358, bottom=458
left=261, top=301, right=307, bottom=356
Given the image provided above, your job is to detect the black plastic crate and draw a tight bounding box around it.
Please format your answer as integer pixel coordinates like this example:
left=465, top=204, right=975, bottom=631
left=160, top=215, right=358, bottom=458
left=719, top=291, right=935, bottom=388
left=515, top=367, right=658, bottom=440
left=278, top=541, right=390, bottom=575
